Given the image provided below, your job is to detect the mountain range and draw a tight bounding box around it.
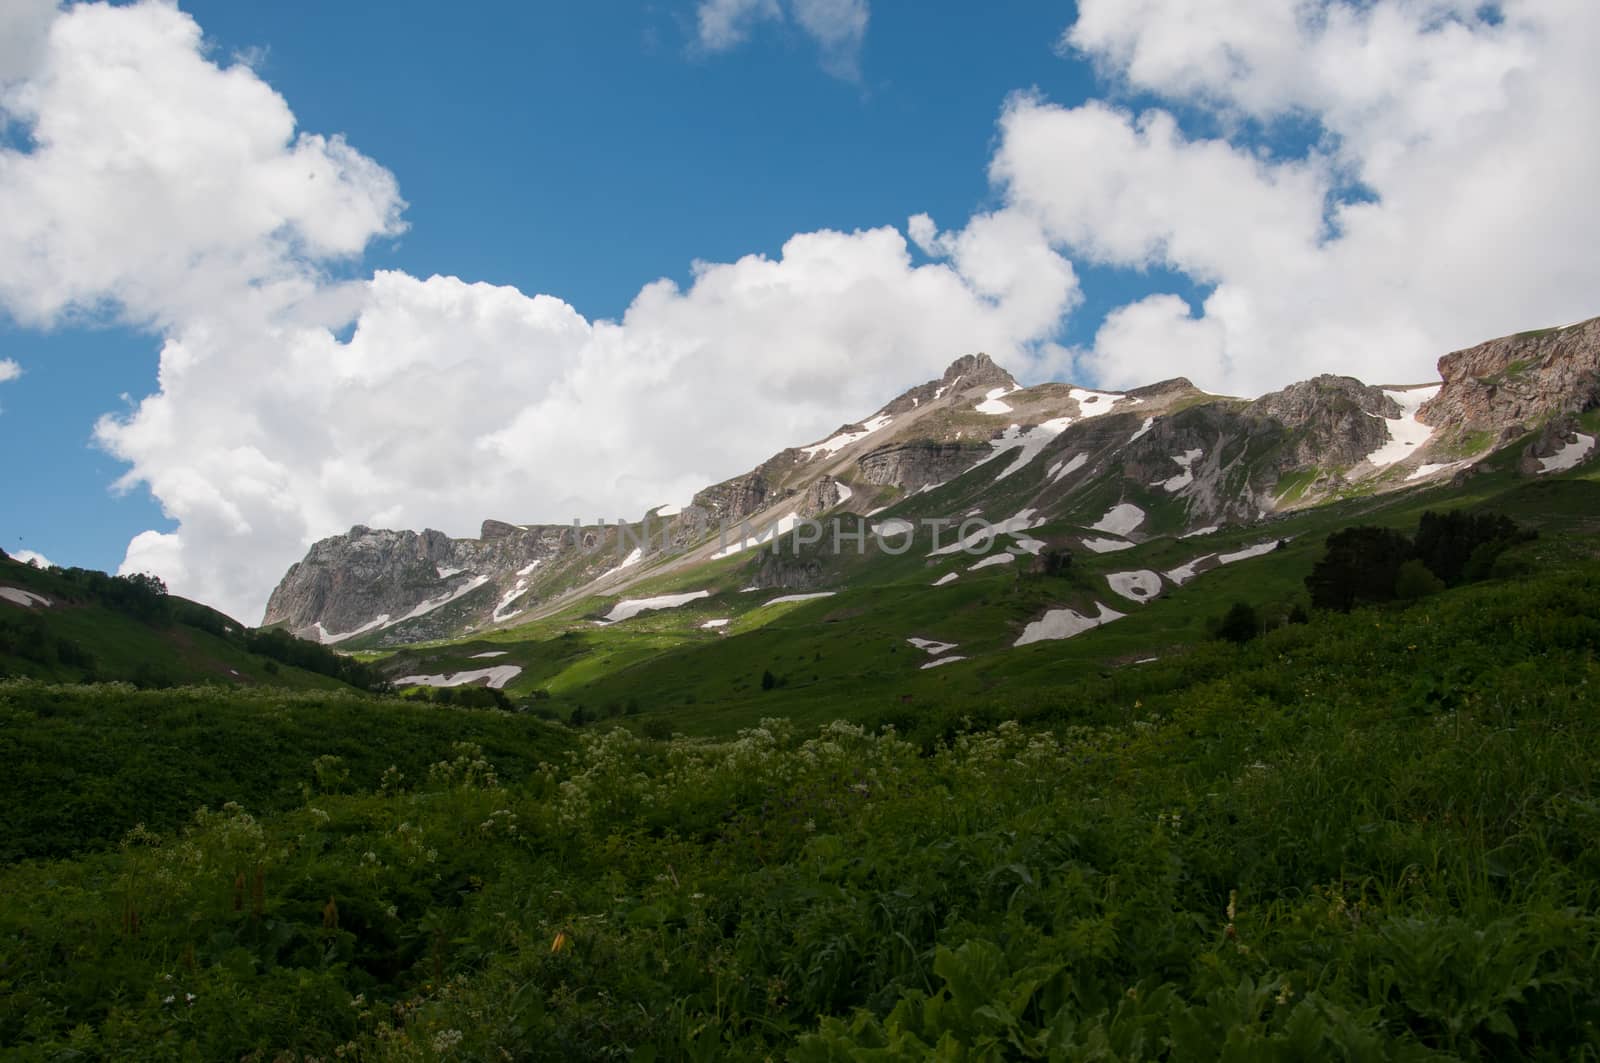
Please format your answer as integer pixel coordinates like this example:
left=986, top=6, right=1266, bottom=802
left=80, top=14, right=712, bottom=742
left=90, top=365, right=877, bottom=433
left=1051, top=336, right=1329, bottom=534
left=263, top=315, right=1600, bottom=654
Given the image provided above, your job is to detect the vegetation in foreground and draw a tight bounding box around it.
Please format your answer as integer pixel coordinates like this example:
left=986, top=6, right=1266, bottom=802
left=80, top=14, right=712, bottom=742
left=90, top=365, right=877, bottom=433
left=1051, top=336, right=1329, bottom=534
left=4, top=549, right=1600, bottom=1059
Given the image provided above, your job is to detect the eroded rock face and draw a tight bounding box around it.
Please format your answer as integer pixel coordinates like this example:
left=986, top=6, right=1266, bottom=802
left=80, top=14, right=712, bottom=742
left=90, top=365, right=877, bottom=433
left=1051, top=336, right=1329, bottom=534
left=1422, top=317, right=1600, bottom=433
left=855, top=441, right=989, bottom=491
left=1247, top=375, right=1398, bottom=468
left=261, top=522, right=572, bottom=641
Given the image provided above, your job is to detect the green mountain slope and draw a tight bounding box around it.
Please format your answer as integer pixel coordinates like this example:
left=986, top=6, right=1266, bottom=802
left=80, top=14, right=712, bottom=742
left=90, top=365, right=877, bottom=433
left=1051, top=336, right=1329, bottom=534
left=0, top=554, right=382, bottom=691
left=6, top=530, right=1600, bottom=1057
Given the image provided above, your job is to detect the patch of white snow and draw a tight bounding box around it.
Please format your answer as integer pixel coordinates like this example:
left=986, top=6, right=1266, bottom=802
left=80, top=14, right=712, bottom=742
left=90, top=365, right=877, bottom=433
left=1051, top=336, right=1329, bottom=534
left=1048, top=452, right=1088, bottom=484
left=908, top=637, right=958, bottom=655
left=0, top=587, right=51, bottom=608
left=920, top=655, right=968, bottom=669
left=393, top=666, right=522, bottom=691
left=598, top=591, right=712, bottom=624
left=802, top=414, right=893, bottom=460
left=975, top=386, right=1019, bottom=414
left=1106, top=571, right=1163, bottom=601
left=1090, top=503, right=1146, bottom=536
left=1363, top=386, right=1442, bottom=468
left=1539, top=434, right=1596, bottom=474
left=969, top=553, right=1015, bottom=571
left=764, top=592, right=837, bottom=606
left=1014, top=602, right=1125, bottom=646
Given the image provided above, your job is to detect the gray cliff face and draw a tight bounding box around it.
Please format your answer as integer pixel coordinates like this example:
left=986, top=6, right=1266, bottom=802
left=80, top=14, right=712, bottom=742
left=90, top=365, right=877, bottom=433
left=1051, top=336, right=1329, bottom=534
left=1421, top=316, right=1600, bottom=433
left=1247, top=375, right=1398, bottom=468
left=261, top=521, right=576, bottom=643
left=855, top=441, right=989, bottom=491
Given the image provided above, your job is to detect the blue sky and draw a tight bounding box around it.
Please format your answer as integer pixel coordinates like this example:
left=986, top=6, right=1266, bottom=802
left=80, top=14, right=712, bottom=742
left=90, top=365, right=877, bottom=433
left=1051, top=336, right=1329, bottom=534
left=4, top=1, right=1125, bottom=573
left=1, top=0, right=1592, bottom=619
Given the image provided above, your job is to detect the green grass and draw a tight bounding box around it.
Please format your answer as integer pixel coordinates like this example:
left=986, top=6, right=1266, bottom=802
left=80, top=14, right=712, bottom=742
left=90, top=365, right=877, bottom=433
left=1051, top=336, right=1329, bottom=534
left=6, top=553, right=1600, bottom=1057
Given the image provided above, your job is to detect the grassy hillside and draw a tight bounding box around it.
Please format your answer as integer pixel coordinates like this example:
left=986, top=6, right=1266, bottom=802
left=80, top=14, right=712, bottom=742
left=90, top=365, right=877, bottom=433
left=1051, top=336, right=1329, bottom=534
left=0, top=553, right=382, bottom=691
left=0, top=682, right=572, bottom=864
left=4, top=549, right=1600, bottom=1058
left=366, top=455, right=1600, bottom=739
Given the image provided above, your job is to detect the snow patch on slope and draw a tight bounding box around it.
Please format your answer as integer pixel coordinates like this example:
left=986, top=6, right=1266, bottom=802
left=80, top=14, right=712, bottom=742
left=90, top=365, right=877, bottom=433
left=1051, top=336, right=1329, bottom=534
left=1106, top=571, right=1162, bottom=601
left=764, top=592, right=837, bottom=606
left=975, top=386, right=1019, bottom=414
left=1015, top=602, right=1125, bottom=646
left=1364, top=386, right=1441, bottom=468
left=1090, top=503, right=1146, bottom=537
left=0, top=587, right=52, bottom=608
left=1539, top=434, right=1596, bottom=474
left=803, top=414, right=893, bottom=460
left=1047, top=453, right=1088, bottom=484
left=969, top=553, right=1015, bottom=571
left=393, top=666, right=522, bottom=691
left=313, top=614, right=391, bottom=644
left=599, top=591, right=711, bottom=624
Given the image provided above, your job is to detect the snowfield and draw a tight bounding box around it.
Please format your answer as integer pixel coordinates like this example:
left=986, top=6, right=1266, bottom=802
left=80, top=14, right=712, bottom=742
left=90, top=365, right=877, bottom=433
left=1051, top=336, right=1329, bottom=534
left=907, top=637, right=958, bottom=656
left=598, top=591, right=711, bottom=624
left=713, top=512, right=803, bottom=559
left=969, top=553, right=1015, bottom=571
left=1048, top=452, right=1088, bottom=484
left=1164, top=555, right=1213, bottom=585
left=834, top=481, right=854, bottom=505
left=1128, top=417, right=1155, bottom=444
left=1015, top=602, right=1125, bottom=646
left=0, top=587, right=52, bottom=608
left=1218, top=541, right=1281, bottom=565
left=393, top=665, right=522, bottom=691
left=1363, top=385, right=1441, bottom=468
left=1106, top=570, right=1163, bottom=601
left=920, top=655, right=968, bottom=669
left=1069, top=387, right=1125, bottom=418
left=615, top=547, right=644, bottom=570
left=470, top=651, right=508, bottom=659
left=764, top=592, right=837, bottom=606
left=397, top=575, right=491, bottom=624
left=1090, top=503, right=1146, bottom=536
left=1155, top=449, right=1204, bottom=492
left=974, top=418, right=1076, bottom=480
left=700, top=618, right=730, bottom=629
left=930, top=509, right=1043, bottom=556
left=932, top=572, right=959, bottom=586
left=975, top=386, right=1019, bottom=414
left=1081, top=537, right=1137, bottom=553
left=802, top=414, right=893, bottom=459
left=516, top=559, right=544, bottom=576
left=312, top=614, right=391, bottom=644
left=1539, top=434, right=1596, bottom=473
left=1407, top=461, right=1467, bottom=481
left=493, top=580, right=530, bottom=623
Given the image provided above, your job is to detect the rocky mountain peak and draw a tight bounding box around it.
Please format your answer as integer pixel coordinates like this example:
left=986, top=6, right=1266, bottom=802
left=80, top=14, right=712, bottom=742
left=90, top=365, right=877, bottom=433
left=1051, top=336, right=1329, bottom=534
left=1421, top=316, right=1600, bottom=433
left=940, top=352, right=1015, bottom=392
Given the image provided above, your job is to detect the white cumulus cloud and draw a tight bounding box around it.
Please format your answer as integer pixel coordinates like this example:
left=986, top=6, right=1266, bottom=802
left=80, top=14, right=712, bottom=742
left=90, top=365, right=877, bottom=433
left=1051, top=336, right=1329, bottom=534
left=0, top=358, right=20, bottom=384
left=0, top=1, right=1073, bottom=622
left=1003, top=0, right=1600, bottom=393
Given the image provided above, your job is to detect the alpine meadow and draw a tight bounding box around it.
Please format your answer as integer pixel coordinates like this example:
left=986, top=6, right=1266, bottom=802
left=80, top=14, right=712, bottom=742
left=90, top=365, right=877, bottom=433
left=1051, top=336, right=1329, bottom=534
left=5, top=1, right=1600, bottom=1060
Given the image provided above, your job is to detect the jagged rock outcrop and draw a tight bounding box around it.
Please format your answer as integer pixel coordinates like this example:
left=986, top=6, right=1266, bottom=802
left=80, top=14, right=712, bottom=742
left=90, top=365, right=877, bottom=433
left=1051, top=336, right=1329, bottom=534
left=1247, top=375, right=1398, bottom=468
left=1422, top=316, right=1600, bottom=433
left=855, top=441, right=989, bottom=491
